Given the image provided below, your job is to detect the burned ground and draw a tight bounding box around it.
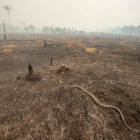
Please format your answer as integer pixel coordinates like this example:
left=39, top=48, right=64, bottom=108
left=0, top=34, right=140, bottom=140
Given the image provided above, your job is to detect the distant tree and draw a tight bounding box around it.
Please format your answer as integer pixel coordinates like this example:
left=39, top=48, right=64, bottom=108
left=24, top=26, right=30, bottom=32
left=2, top=5, right=13, bottom=33
left=55, top=27, right=60, bottom=33
left=51, top=25, right=53, bottom=29
left=68, top=28, right=71, bottom=32
left=74, top=30, right=77, bottom=33
left=42, top=26, right=47, bottom=33
left=62, top=27, right=67, bottom=33
left=20, top=21, right=26, bottom=26
left=29, top=24, right=35, bottom=32
left=121, top=25, right=130, bottom=35
left=137, top=25, right=140, bottom=35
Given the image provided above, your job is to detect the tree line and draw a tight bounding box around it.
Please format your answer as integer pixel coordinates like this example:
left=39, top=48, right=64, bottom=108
left=108, top=25, right=140, bottom=35
left=1, top=5, right=140, bottom=35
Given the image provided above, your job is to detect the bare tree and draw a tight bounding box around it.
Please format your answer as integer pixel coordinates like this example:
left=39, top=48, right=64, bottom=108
left=3, top=21, right=6, bottom=40
left=2, top=5, right=13, bottom=33
left=130, top=22, right=134, bottom=38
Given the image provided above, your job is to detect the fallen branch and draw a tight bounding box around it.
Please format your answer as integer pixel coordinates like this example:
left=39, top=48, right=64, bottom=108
left=43, top=40, right=49, bottom=47
left=59, top=80, right=139, bottom=133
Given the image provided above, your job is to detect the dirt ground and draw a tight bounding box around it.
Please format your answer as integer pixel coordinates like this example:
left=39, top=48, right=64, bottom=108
left=0, top=34, right=140, bottom=140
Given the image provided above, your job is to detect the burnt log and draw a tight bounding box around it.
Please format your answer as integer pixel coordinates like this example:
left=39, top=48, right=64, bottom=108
left=43, top=40, right=48, bottom=47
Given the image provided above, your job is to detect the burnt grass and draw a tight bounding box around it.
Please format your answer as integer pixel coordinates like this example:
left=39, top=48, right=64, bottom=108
left=0, top=35, right=140, bottom=140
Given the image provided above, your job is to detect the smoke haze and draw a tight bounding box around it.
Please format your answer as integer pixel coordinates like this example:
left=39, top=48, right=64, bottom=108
left=1, top=0, right=140, bottom=31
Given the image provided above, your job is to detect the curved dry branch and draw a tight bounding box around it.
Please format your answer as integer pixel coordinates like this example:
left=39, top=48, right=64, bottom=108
left=59, top=80, right=139, bottom=133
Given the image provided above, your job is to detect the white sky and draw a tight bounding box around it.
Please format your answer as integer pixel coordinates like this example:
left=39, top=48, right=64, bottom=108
left=1, top=0, right=140, bottom=31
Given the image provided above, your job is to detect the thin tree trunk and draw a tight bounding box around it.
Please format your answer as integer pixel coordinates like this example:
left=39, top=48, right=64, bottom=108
left=50, top=57, right=53, bottom=66
left=130, top=22, right=134, bottom=39
left=3, top=21, right=6, bottom=40
left=8, top=14, right=11, bottom=34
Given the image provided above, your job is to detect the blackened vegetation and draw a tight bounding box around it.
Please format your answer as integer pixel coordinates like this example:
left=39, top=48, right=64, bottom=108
left=64, top=119, right=87, bottom=140
left=0, top=36, right=140, bottom=139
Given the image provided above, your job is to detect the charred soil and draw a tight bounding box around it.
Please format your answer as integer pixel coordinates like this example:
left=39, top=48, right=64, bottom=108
left=0, top=35, right=140, bottom=140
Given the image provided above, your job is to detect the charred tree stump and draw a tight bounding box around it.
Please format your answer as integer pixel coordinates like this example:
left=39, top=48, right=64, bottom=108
left=50, top=57, right=53, bottom=66
left=26, top=63, right=43, bottom=81
left=28, top=63, right=33, bottom=75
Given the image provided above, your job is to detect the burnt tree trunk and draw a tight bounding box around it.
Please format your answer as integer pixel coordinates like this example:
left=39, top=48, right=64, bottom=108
left=3, top=21, right=6, bottom=40
left=4, top=35, right=6, bottom=40
left=50, top=57, right=53, bottom=66
left=28, top=63, right=33, bottom=75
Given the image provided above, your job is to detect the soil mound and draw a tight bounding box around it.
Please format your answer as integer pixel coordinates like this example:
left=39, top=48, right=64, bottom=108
left=25, top=73, right=43, bottom=81
left=57, top=65, right=71, bottom=73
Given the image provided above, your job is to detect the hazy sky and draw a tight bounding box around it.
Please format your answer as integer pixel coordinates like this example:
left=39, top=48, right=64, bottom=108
left=1, top=0, right=140, bottom=31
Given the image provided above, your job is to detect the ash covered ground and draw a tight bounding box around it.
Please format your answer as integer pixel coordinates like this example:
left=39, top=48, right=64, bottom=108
left=0, top=34, right=140, bottom=139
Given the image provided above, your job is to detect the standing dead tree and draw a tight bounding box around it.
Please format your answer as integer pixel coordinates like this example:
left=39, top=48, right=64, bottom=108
left=2, top=5, right=13, bottom=34
left=130, top=22, right=134, bottom=41
left=3, top=21, right=6, bottom=40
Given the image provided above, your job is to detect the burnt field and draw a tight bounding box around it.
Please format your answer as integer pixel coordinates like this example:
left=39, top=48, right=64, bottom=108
left=0, top=34, right=140, bottom=140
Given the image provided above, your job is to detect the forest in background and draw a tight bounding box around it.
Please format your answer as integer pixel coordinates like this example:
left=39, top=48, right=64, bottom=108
left=0, top=22, right=140, bottom=36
